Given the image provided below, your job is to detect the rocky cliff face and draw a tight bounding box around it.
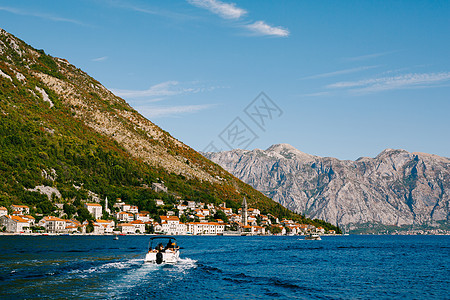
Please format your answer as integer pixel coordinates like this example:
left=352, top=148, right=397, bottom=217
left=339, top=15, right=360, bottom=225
left=204, top=144, right=450, bottom=230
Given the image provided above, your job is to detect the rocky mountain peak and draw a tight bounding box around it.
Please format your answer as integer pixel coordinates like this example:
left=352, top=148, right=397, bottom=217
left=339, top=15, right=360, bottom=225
left=265, top=143, right=318, bottom=161
left=204, top=144, right=450, bottom=233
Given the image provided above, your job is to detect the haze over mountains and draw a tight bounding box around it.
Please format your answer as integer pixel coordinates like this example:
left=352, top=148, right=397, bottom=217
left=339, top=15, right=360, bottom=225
left=204, top=144, right=450, bottom=232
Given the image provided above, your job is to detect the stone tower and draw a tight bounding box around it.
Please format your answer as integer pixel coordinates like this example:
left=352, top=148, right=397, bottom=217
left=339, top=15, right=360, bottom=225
left=241, top=197, right=248, bottom=226
left=105, top=197, right=111, bottom=215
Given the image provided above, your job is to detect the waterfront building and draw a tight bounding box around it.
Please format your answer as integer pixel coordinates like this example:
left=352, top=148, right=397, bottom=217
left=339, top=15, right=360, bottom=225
left=186, top=222, right=225, bottom=235
left=84, top=203, right=102, bottom=219
left=92, top=224, right=105, bottom=235
left=118, top=223, right=136, bottom=234
left=0, top=215, right=31, bottom=233
left=94, top=219, right=115, bottom=233
left=160, top=216, right=187, bottom=235
left=39, top=216, right=66, bottom=233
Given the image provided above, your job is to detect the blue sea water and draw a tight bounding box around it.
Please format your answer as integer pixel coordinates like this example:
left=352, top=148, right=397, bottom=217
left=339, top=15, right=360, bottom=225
left=0, top=235, right=449, bottom=299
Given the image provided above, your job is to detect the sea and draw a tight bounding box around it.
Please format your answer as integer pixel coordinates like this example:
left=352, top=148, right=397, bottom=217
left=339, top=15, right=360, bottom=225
left=0, top=235, right=448, bottom=299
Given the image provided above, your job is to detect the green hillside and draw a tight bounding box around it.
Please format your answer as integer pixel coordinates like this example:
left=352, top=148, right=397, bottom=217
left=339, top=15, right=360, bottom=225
left=0, top=28, right=340, bottom=232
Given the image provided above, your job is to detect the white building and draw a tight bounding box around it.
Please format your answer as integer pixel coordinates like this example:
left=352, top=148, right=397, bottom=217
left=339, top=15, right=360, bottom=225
left=85, top=203, right=103, bottom=219
left=0, top=206, right=8, bottom=217
left=10, top=204, right=30, bottom=215
left=130, top=220, right=146, bottom=233
left=155, top=199, right=164, bottom=206
left=248, top=208, right=260, bottom=216
left=128, top=205, right=139, bottom=214
left=116, top=211, right=134, bottom=222
left=39, top=216, right=66, bottom=233
left=135, top=213, right=151, bottom=222
left=92, top=224, right=105, bottom=235
left=187, top=222, right=225, bottom=235
left=94, top=219, right=115, bottom=234
left=0, top=215, right=31, bottom=233
left=160, top=216, right=186, bottom=235
left=118, top=223, right=136, bottom=234
left=152, top=182, right=168, bottom=193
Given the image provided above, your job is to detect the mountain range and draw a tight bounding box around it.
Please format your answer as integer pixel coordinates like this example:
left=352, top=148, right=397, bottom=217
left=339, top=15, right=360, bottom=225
left=204, top=144, right=450, bottom=233
left=0, top=28, right=339, bottom=229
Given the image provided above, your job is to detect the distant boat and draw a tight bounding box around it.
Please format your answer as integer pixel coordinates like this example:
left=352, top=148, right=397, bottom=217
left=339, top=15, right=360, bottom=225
left=113, top=235, right=119, bottom=240
left=305, top=233, right=321, bottom=240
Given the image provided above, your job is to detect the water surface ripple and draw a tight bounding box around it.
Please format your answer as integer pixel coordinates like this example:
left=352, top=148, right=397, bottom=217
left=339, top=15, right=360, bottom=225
left=0, top=235, right=448, bottom=299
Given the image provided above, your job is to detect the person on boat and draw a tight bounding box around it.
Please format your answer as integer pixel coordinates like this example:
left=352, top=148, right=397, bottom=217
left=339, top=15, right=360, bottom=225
left=156, top=243, right=164, bottom=252
left=166, top=239, right=174, bottom=249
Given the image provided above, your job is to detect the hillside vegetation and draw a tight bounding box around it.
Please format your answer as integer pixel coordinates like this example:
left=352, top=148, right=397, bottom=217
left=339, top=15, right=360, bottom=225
left=0, top=28, right=339, bottom=232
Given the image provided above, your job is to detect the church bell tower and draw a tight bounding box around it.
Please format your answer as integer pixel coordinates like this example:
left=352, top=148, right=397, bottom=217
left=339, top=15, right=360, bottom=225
left=241, top=197, right=248, bottom=226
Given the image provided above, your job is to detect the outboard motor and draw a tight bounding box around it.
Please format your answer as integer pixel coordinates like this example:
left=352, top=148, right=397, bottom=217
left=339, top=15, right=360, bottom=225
left=156, top=252, right=163, bottom=264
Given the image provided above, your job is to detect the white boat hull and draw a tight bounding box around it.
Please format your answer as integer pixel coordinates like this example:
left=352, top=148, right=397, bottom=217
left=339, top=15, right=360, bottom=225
left=305, top=234, right=321, bottom=240
left=144, top=251, right=179, bottom=264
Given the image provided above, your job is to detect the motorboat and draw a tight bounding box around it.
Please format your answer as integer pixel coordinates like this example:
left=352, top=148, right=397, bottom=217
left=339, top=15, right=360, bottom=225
left=305, top=233, right=321, bottom=240
left=113, top=235, right=119, bottom=240
left=144, top=236, right=180, bottom=264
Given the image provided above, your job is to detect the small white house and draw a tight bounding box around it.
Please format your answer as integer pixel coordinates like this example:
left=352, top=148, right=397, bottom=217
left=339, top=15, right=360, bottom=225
left=10, top=204, right=30, bottom=215
left=135, top=213, right=151, bottom=222
left=152, top=182, right=168, bottom=193
left=116, top=211, right=134, bottom=222
left=0, top=207, right=8, bottom=217
left=130, top=220, right=146, bottom=233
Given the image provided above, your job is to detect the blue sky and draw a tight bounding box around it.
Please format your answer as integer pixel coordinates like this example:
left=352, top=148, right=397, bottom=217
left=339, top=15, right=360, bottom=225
left=1, top=0, right=449, bottom=159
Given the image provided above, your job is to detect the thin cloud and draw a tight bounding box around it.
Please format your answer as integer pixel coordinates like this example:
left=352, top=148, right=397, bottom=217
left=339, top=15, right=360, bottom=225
left=108, top=1, right=196, bottom=21
left=187, top=0, right=289, bottom=38
left=112, top=81, right=190, bottom=99
left=112, top=80, right=222, bottom=101
left=92, top=56, right=108, bottom=62
left=187, top=0, right=246, bottom=19
left=302, top=66, right=379, bottom=80
left=245, top=21, right=289, bottom=37
left=343, top=51, right=396, bottom=62
left=0, top=6, right=86, bottom=26
left=136, top=104, right=216, bottom=118
left=327, top=72, right=450, bottom=93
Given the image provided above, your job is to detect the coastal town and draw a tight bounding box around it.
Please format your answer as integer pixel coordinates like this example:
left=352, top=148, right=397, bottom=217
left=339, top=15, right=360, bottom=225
left=0, top=183, right=334, bottom=236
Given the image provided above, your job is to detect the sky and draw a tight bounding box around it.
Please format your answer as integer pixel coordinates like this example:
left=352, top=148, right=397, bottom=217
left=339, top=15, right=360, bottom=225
left=1, top=0, right=449, bottom=160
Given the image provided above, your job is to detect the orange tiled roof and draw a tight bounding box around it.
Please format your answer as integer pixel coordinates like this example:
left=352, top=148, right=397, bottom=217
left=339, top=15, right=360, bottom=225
left=130, top=220, right=144, bottom=224
left=10, top=215, right=29, bottom=223
left=85, top=203, right=102, bottom=207
left=43, top=216, right=66, bottom=222
left=11, top=204, right=29, bottom=209
left=160, top=216, right=179, bottom=221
